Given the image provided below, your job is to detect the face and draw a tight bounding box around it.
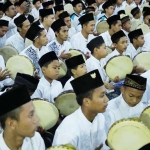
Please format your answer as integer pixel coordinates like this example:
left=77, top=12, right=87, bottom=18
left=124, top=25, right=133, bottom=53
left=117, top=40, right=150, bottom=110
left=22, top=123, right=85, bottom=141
left=37, top=30, right=48, bottom=46
left=42, top=60, right=60, bottom=80
left=19, top=20, right=30, bottom=35
left=86, top=86, right=108, bottom=113
left=83, top=20, right=95, bottom=34
left=64, top=17, right=71, bottom=28
left=35, top=1, right=41, bottom=9
left=72, top=63, right=87, bottom=78
left=96, top=43, right=107, bottom=58
left=112, top=20, right=122, bottom=33
left=134, top=0, right=140, bottom=5
left=14, top=101, right=39, bottom=137
left=122, top=20, right=131, bottom=32
left=0, top=26, right=8, bottom=37
left=20, top=1, right=27, bottom=13
left=117, top=0, right=123, bottom=5
left=106, top=6, right=115, bottom=16
left=74, top=3, right=83, bottom=14
left=121, top=86, right=145, bottom=107
left=45, top=14, right=55, bottom=27
left=136, top=11, right=141, bottom=19
left=114, top=36, right=128, bottom=53
left=6, top=5, right=16, bottom=18
left=144, top=15, right=150, bottom=27
left=127, top=0, right=133, bottom=4
left=56, top=26, right=69, bottom=41
left=135, top=35, right=145, bottom=47
left=0, top=11, right=3, bottom=18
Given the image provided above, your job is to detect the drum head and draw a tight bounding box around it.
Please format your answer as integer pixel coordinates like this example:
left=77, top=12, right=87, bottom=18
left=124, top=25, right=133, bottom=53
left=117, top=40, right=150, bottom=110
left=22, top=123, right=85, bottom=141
left=137, top=24, right=150, bottom=35
left=108, top=119, right=150, bottom=150
left=55, top=92, right=79, bottom=116
left=96, top=21, right=109, bottom=34
left=133, top=52, right=150, bottom=70
left=47, top=144, right=76, bottom=150
left=69, top=49, right=86, bottom=61
left=33, top=100, right=59, bottom=130
left=64, top=4, right=74, bottom=15
left=6, top=55, right=34, bottom=80
left=140, top=106, right=150, bottom=130
left=59, top=59, right=67, bottom=78
left=0, top=46, right=18, bottom=63
left=105, top=56, right=133, bottom=80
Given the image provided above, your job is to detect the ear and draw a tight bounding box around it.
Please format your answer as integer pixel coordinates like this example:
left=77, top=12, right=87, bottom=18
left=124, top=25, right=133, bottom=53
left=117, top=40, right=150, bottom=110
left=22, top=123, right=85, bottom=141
left=113, top=43, right=117, bottom=48
left=55, top=31, right=59, bottom=37
left=18, top=27, right=21, bottom=32
left=133, top=38, right=136, bottom=44
left=71, top=69, right=76, bottom=76
left=120, top=86, right=125, bottom=94
left=6, top=118, right=17, bottom=130
left=42, top=66, right=46, bottom=73
left=82, top=97, right=91, bottom=107
left=93, top=47, right=98, bottom=54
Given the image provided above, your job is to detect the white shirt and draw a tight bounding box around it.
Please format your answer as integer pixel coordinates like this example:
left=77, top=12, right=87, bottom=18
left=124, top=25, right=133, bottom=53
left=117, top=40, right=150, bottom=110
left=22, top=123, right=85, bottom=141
left=0, top=55, right=14, bottom=91
left=122, top=29, right=130, bottom=44
left=70, top=31, right=95, bottom=54
left=39, top=24, right=55, bottom=43
left=100, top=31, right=112, bottom=47
left=32, top=76, right=63, bottom=103
left=122, top=1, right=137, bottom=8
left=5, top=32, right=26, bottom=53
left=63, top=76, right=74, bottom=91
left=142, top=32, right=150, bottom=52
left=53, top=107, right=109, bottom=150
left=1, top=15, right=17, bottom=38
left=30, top=7, right=40, bottom=19
left=0, top=35, right=7, bottom=48
left=68, top=27, right=76, bottom=41
left=0, top=132, right=45, bottom=150
left=104, top=94, right=147, bottom=133
left=46, top=39, right=72, bottom=57
left=20, top=44, right=49, bottom=77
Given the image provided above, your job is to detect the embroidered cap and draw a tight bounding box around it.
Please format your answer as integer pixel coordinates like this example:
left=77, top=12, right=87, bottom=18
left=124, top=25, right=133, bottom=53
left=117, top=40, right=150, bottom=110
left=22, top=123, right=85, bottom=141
left=0, top=20, right=9, bottom=27
left=120, top=14, right=130, bottom=24
left=51, top=19, right=66, bottom=32
left=107, top=15, right=120, bottom=26
left=131, top=6, right=140, bottom=17
left=87, top=36, right=104, bottom=53
left=124, top=74, right=147, bottom=91
left=38, top=51, right=58, bottom=67
left=65, top=55, right=85, bottom=69
left=14, top=73, right=39, bottom=91
left=111, top=30, right=126, bottom=43
left=3, top=1, right=13, bottom=12
left=14, top=14, right=27, bottom=27
left=71, top=69, right=104, bottom=96
left=0, top=86, right=31, bottom=117
left=39, top=8, right=53, bottom=18
left=79, top=13, right=94, bottom=25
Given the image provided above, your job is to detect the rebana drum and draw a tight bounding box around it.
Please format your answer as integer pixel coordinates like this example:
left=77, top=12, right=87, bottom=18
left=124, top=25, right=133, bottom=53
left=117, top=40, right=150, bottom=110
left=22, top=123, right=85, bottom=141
left=47, top=144, right=76, bottom=150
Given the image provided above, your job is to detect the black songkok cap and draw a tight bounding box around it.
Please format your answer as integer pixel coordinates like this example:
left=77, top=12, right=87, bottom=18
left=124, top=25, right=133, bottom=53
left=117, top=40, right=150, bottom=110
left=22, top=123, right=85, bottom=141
left=39, top=9, right=53, bottom=18
left=118, top=10, right=125, bottom=15
left=14, top=14, right=27, bottom=27
left=25, top=23, right=43, bottom=41
left=143, top=9, right=150, bottom=18
left=54, top=5, right=64, bottom=13
left=71, top=0, right=82, bottom=7
left=38, top=51, right=58, bottom=67
left=86, top=0, right=96, bottom=6
left=131, top=6, right=140, bottom=16
left=55, top=0, right=63, bottom=5
left=87, top=36, right=104, bottom=53
left=71, top=69, right=104, bottom=97
left=143, top=7, right=150, bottom=13
left=65, top=55, right=85, bottom=69
left=102, top=1, right=114, bottom=10
left=59, top=11, right=70, bottom=19
left=33, top=0, right=41, bottom=5
left=139, top=143, right=150, bottom=150
left=0, top=19, right=9, bottom=27
left=42, top=1, right=54, bottom=8
left=79, top=13, right=94, bottom=25
left=128, top=29, right=143, bottom=43
left=0, top=3, right=3, bottom=11
left=51, top=18, right=66, bottom=32
left=14, top=73, right=39, bottom=91
left=124, top=74, right=147, bottom=91
left=111, top=30, right=126, bottom=43
left=18, top=0, right=27, bottom=6
left=3, top=1, right=13, bottom=12
left=0, top=86, right=31, bottom=117
left=107, top=15, right=120, bottom=26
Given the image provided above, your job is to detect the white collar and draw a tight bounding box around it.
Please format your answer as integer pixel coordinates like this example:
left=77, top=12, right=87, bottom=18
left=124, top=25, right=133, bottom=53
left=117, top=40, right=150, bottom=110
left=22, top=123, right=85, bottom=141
left=41, top=76, right=54, bottom=86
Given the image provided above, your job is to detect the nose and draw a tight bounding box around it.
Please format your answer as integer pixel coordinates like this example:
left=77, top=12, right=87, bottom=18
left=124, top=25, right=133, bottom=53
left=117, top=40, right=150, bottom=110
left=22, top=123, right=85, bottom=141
left=105, top=95, right=109, bottom=103
left=34, top=114, right=39, bottom=124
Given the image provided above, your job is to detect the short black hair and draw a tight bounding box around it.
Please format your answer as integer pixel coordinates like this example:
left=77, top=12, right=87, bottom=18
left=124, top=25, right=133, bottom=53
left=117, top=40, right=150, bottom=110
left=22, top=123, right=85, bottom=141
left=109, top=20, right=118, bottom=29
left=42, top=60, right=54, bottom=68
left=76, top=89, right=94, bottom=105
left=33, top=28, right=45, bottom=42
left=129, top=36, right=139, bottom=43
left=68, top=65, right=78, bottom=76
left=0, top=107, right=21, bottom=129
left=81, top=21, right=89, bottom=28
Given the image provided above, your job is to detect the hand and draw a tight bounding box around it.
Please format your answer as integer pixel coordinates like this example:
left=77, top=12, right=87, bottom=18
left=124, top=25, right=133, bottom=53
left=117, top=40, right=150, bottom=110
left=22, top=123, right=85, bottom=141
left=34, top=72, right=41, bottom=79
left=113, top=76, right=120, bottom=83
left=104, top=82, right=115, bottom=90
left=0, top=67, right=11, bottom=81
left=59, top=50, right=72, bottom=59
left=133, top=66, right=146, bottom=74
left=93, top=31, right=100, bottom=36
left=95, top=143, right=103, bottom=150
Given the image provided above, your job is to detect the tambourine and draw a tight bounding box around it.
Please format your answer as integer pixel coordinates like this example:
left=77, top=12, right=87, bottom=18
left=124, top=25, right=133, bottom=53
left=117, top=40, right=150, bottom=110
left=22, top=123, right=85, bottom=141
left=0, top=45, right=18, bottom=63
left=105, top=55, right=133, bottom=80
left=69, top=49, right=86, bottom=61
left=32, top=98, right=59, bottom=130
left=96, top=20, right=109, bottom=34
left=6, top=55, right=35, bottom=80
left=140, top=106, right=150, bottom=130
left=133, top=52, right=150, bottom=70
left=54, top=90, right=79, bottom=116
left=59, top=59, right=67, bottom=78
left=107, top=118, right=150, bottom=150
left=47, top=144, right=76, bottom=150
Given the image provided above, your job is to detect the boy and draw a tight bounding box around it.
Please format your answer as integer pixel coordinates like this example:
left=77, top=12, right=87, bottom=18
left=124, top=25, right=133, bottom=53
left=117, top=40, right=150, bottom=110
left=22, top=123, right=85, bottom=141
left=39, top=8, right=55, bottom=42
left=64, top=55, right=87, bottom=91
left=104, top=74, right=147, bottom=133
left=100, top=14, right=122, bottom=50
left=71, top=0, right=83, bottom=31
left=53, top=69, right=109, bottom=150
left=20, top=23, right=49, bottom=77
left=46, top=19, right=72, bottom=60
left=0, top=3, right=3, bottom=18
left=143, top=8, right=150, bottom=27
left=0, top=86, right=45, bottom=149
left=131, top=6, right=141, bottom=19
left=42, top=1, right=54, bottom=9
left=86, top=0, right=97, bottom=10
left=32, top=51, right=63, bottom=103
left=70, top=13, right=95, bottom=56
left=54, top=5, right=64, bottom=20
left=5, top=15, right=30, bottom=53
left=30, top=0, right=41, bottom=19
left=59, top=11, right=76, bottom=41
